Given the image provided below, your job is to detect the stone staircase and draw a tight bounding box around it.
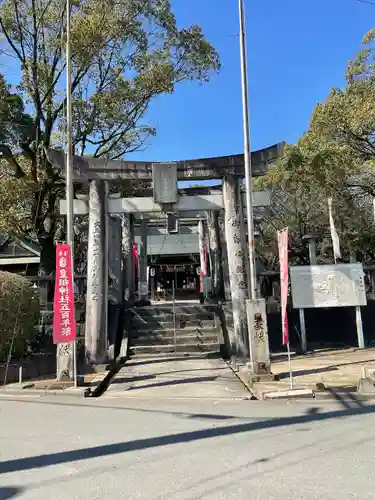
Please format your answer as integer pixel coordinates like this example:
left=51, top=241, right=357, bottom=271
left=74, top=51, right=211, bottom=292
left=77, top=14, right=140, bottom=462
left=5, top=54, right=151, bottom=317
left=127, top=304, right=222, bottom=358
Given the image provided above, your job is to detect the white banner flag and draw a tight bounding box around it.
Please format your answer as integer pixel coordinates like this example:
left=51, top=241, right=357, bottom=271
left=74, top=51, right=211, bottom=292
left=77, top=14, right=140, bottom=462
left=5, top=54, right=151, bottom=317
left=328, top=198, right=341, bottom=260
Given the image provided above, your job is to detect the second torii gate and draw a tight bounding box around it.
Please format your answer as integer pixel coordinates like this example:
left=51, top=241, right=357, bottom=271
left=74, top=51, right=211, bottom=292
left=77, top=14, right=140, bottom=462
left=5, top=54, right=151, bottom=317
left=47, top=143, right=283, bottom=379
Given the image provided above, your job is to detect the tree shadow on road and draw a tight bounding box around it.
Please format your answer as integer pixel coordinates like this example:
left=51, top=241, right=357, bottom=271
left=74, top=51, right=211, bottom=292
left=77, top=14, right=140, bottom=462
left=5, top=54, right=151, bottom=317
left=1, top=403, right=375, bottom=475
left=0, top=487, right=23, bottom=499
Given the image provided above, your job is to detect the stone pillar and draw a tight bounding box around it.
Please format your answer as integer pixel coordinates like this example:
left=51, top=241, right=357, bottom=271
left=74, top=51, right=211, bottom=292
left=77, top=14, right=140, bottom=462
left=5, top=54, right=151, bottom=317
left=138, top=217, right=148, bottom=302
left=121, top=213, right=134, bottom=303
left=206, top=211, right=223, bottom=301
left=218, top=215, right=231, bottom=301
left=108, top=214, right=122, bottom=304
left=223, top=174, right=249, bottom=360
left=85, top=179, right=108, bottom=364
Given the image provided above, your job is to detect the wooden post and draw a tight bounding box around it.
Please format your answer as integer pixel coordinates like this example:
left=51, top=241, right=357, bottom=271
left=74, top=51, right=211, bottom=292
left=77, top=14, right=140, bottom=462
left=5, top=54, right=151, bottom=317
left=223, top=174, right=249, bottom=360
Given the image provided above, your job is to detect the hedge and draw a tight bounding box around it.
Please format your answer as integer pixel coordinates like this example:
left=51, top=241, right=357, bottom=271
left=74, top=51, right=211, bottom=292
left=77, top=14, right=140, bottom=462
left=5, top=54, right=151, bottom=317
left=0, top=271, right=39, bottom=362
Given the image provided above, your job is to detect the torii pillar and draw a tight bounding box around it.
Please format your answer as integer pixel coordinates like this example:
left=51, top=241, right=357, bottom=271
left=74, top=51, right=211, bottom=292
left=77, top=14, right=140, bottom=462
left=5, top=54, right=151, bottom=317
left=222, top=174, right=249, bottom=360
left=206, top=210, right=223, bottom=301
left=85, top=179, right=108, bottom=364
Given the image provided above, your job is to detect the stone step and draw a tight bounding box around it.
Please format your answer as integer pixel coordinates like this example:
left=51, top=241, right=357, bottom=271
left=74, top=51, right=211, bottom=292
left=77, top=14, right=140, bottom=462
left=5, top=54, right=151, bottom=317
left=129, top=351, right=220, bottom=360
left=129, top=326, right=219, bottom=337
left=133, top=306, right=217, bottom=315
left=129, top=334, right=219, bottom=346
left=131, top=319, right=217, bottom=330
left=128, top=343, right=220, bottom=356
left=131, top=311, right=216, bottom=321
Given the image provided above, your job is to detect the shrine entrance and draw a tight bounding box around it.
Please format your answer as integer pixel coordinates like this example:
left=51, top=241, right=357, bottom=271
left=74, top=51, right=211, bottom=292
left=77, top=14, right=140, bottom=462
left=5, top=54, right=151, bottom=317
left=151, top=263, right=200, bottom=301
left=49, top=142, right=283, bottom=378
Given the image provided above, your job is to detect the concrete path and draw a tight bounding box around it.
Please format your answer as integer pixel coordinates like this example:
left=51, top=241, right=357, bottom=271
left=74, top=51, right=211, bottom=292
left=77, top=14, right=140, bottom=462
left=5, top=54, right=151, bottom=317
left=105, top=356, right=251, bottom=400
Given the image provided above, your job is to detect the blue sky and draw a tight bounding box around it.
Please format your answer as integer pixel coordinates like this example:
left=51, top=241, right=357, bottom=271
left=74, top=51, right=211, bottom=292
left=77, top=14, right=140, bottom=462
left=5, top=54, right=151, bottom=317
left=1, top=0, right=373, bottom=165
left=127, top=0, right=375, bottom=163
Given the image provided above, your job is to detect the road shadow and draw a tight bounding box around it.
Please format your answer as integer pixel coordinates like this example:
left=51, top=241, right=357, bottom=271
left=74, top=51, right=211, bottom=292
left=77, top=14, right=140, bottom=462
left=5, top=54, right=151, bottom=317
left=111, top=375, right=155, bottom=385
left=1, top=403, right=375, bottom=475
left=125, top=376, right=218, bottom=391
left=0, top=397, right=256, bottom=421
left=276, top=357, right=375, bottom=381
left=126, top=353, right=220, bottom=367
left=0, top=487, right=23, bottom=499
left=277, top=365, right=338, bottom=379
left=324, top=388, right=365, bottom=409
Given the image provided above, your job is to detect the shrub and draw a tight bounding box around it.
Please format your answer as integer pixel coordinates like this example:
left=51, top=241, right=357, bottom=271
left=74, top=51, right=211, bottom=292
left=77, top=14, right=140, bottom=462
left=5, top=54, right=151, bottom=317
left=0, top=271, right=39, bottom=362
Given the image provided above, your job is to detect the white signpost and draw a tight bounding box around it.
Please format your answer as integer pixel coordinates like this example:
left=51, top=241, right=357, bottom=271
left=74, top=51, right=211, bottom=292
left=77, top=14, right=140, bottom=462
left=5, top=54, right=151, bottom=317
left=290, top=263, right=367, bottom=348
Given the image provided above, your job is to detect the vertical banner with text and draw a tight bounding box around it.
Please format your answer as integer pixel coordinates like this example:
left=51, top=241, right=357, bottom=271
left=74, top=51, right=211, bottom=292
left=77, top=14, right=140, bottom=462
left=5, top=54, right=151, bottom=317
left=277, top=228, right=289, bottom=345
left=53, top=243, right=76, bottom=344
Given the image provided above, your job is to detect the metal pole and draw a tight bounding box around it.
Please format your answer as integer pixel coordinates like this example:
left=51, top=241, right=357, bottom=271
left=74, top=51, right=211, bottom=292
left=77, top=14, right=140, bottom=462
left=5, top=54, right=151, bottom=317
left=66, top=0, right=77, bottom=387
left=299, top=308, right=307, bottom=353
left=239, top=0, right=256, bottom=300
left=350, top=254, right=365, bottom=349
left=172, top=279, right=177, bottom=354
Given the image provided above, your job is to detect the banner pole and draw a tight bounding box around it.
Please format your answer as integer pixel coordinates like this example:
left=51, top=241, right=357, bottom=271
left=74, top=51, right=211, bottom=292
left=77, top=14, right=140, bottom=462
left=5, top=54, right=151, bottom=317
left=287, top=342, right=293, bottom=390
left=278, top=227, right=292, bottom=388
left=66, top=0, right=77, bottom=387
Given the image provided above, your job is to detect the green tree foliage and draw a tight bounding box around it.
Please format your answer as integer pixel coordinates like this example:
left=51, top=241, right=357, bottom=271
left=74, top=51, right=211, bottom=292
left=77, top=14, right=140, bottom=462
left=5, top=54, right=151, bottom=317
left=0, top=0, right=220, bottom=272
left=0, top=271, right=39, bottom=362
left=256, top=28, right=375, bottom=267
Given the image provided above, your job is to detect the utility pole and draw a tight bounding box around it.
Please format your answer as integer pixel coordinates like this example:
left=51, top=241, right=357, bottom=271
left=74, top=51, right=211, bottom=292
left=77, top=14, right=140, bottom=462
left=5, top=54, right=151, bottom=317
left=66, top=0, right=77, bottom=386
left=238, top=0, right=257, bottom=300
left=237, top=0, right=271, bottom=377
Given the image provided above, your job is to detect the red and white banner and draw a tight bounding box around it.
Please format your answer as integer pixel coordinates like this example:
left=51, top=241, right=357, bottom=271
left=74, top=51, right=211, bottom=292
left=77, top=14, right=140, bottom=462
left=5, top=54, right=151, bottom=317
left=53, top=243, right=76, bottom=344
left=277, top=228, right=289, bottom=345
left=133, top=242, right=139, bottom=277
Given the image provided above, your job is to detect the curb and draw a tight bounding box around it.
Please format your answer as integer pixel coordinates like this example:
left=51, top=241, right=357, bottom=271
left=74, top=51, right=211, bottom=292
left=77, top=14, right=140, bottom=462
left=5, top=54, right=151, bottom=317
left=225, top=360, right=258, bottom=400
left=260, top=388, right=314, bottom=400
left=0, top=363, right=124, bottom=400
left=0, top=386, right=90, bottom=398
left=0, top=348, right=129, bottom=399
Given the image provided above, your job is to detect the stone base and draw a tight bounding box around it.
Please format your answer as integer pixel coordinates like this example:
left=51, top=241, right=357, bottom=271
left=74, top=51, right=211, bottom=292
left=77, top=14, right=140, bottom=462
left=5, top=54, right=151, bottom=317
left=357, top=377, right=375, bottom=395
left=262, top=388, right=314, bottom=400
left=239, top=364, right=275, bottom=384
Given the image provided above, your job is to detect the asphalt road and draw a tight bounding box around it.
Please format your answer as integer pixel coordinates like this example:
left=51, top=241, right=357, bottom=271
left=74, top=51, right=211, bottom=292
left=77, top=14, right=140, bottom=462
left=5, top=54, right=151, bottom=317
left=1, top=394, right=375, bottom=499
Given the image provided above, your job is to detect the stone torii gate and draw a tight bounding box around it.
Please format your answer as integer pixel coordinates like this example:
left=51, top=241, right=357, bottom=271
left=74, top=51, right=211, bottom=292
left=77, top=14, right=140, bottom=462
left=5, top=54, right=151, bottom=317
left=47, top=143, right=283, bottom=378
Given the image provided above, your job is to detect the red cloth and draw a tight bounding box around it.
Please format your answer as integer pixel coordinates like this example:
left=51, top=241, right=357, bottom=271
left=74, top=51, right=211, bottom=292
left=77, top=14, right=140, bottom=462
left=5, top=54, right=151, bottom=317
left=133, top=243, right=139, bottom=277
